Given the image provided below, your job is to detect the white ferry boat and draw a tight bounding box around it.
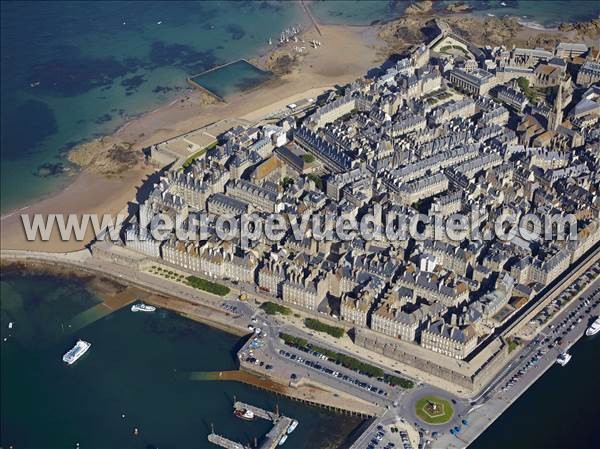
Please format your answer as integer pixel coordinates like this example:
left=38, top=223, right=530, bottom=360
left=556, top=352, right=572, bottom=367
left=131, top=302, right=156, bottom=313
left=63, top=340, right=91, bottom=365
left=287, top=420, right=298, bottom=434
left=586, top=317, right=600, bottom=336
left=278, top=435, right=288, bottom=446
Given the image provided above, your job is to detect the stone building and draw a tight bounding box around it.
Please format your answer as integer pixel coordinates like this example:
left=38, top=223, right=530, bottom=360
left=448, top=68, right=495, bottom=96
left=421, top=320, right=477, bottom=359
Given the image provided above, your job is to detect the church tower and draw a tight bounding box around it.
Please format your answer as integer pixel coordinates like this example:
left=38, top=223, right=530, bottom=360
left=549, top=82, right=563, bottom=131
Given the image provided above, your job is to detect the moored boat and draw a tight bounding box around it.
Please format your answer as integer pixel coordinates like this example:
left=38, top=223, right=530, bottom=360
left=131, top=302, right=156, bottom=313
left=63, top=340, right=91, bottom=365
left=586, top=317, right=600, bottom=336
left=278, top=435, right=288, bottom=445
left=234, top=408, right=255, bottom=420
left=556, top=352, right=572, bottom=366
left=287, top=420, right=298, bottom=434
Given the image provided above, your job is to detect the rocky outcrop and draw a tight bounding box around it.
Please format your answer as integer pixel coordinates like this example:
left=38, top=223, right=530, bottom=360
left=251, top=49, right=299, bottom=76
left=404, top=1, right=433, bottom=15
left=558, top=19, right=600, bottom=39
left=379, top=0, right=600, bottom=56
left=378, top=14, right=430, bottom=50
left=443, top=15, right=523, bottom=47
left=263, top=52, right=297, bottom=76
left=379, top=14, right=525, bottom=51
left=33, top=162, right=68, bottom=178
left=445, top=2, right=472, bottom=13
left=68, top=137, right=141, bottom=175
left=517, top=33, right=563, bottom=51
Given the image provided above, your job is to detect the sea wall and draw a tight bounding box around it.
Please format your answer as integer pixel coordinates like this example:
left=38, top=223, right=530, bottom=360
left=354, top=327, right=509, bottom=393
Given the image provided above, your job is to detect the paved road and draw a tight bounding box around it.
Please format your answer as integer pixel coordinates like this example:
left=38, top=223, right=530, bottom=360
left=239, top=314, right=397, bottom=407
left=3, top=248, right=598, bottom=449
left=431, top=276, right=600, bottom=449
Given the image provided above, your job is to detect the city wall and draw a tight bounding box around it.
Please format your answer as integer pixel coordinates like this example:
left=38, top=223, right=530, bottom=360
left=354, top=327, right=509, bottom=393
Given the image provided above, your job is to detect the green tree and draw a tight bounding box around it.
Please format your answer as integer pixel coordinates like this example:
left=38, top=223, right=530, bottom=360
left=306, top=173, right=323, bottom=190
left=302, top=154, right=316, bottom=164
left=186, top=276, right=230, bottom=296
left=261, top=302, right=292, bottom=316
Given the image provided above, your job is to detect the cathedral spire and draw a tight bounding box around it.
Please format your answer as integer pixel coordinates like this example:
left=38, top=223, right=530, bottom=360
left=549, top=81, right=563, bottom=131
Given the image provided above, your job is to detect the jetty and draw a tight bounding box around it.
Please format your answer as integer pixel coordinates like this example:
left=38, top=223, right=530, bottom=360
left=208, top=401, right=294, bottom=449
left=300, top=0, right=321, bottom=36
left=207, top=432, right=245, bottom=449
left=234, top=401, right=279, bottom=421
left=263, top=416, right=293, bottom=449
left=234, top=401, right=293, bottom=449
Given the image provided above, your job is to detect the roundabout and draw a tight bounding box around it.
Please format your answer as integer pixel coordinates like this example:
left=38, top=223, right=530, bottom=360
left=414, top=395, right=454, bottom=425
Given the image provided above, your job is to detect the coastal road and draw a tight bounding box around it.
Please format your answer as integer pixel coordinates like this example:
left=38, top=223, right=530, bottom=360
left=430, top=275, right=600, bottom=449
left=4, top=247, right=598, bottom=449
left=3, top=249, right=398, bottom=423
left=398, top=385, right=469, bottom=436
left=242, top=316, right=398, bottom=406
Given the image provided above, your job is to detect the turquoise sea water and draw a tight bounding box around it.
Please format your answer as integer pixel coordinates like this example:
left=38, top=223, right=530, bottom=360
left=0, top=272, right=362, bottom=449
left=464, top=0, right=599, bottom=27
left=0, top=1, right=305, bottom=212
left=307, top=1, right=411, bottom=25
left=1, top=1, right=598, bottom=213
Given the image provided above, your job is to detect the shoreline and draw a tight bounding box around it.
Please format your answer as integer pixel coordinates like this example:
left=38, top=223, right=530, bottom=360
left=1, top=247, right=598, bottom=448
left=0, top=258, right=249, bottom=338
left=0, top=263, right=368, bottom=449
left=0, top=258, right=380, bottom=423
left=1, top=19, right=387, bottom=253
left=2, top=5, right=600, bottom=448
left=2, top=6, right=596, bottom=221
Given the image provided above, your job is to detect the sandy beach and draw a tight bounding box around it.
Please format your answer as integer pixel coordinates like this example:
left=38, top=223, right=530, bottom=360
left=0, top=167, right=153, bottom=252
left=2, top=5, right=596, bottom=254
left=114, top=23, right=384, bottom=148
left=0, top=21, right=385, bottom=253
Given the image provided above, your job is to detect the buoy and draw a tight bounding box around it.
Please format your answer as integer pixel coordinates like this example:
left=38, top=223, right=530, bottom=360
left=121, top=413, right=126, bottom=419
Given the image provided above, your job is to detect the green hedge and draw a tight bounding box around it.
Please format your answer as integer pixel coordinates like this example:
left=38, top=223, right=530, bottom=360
left=281, top=176, right=294, bottom=189
left=261, top=302, right=292, bottom=316
left=517, top=77, right=537, bottom=104
left=336, top=353, right=384, bottom=378
left=280, top=333, right=384, bottom=378
left=304, top=318, right=345, bottom=338
left=280, top=333, right=308, bottom=348
left=384, top=374, right=414, bottom=389
left=279, top=331, right=413, bottom=387
left=507, top=338, right=520, bottom=353
left=306, top=173, right=323, bottom=190
left=186, top=276, right=230, bottom=296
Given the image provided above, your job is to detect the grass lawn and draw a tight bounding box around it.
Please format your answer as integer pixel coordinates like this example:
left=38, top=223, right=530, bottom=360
left=415, top=395, right=454, bottom=424
left=181, top=141, right=217, bottom=169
